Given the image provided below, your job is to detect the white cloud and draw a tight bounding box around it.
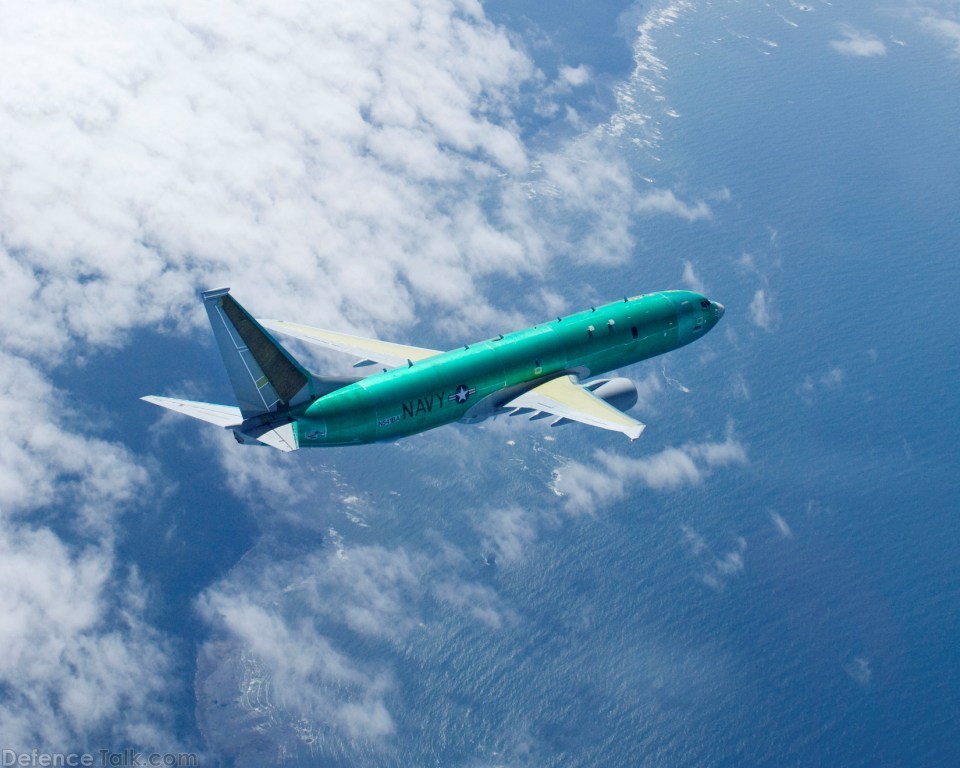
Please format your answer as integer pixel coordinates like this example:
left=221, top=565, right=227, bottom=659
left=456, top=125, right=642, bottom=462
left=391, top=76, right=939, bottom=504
left=830, top=27, right=888, bottom=57
left=198, top=586, right=398, bottom=739
left=0, top=0, right=734, bottom=757
left=609, top=0, right=693, bottom=145
left=0, top=0, right=558, bottom=751
left=681, top=526, right=747, bottom=591
left=0, top=517, right=178, bottom=751
left=820, top=367, right=846, bottom=387
left=196, top=515, right=517, bottom=754
left=0, top=0, right=661, bottom=363
left=195, top=540, right=442, bottom=748
left=728, top=372, right=751, bottom=401
left=797, top=365, right=846, bottom=404
left=845, top=656, right=872, bottom=686
left=0, top=0, right=528, bottom=360
left=635, top=189, right=712, bottom=222
left=602, top=447, right=702, bottom=490
left=0, top=351, right=182, bottom=750
left=0, top=351, right=149, bottom=535
left=634, top=371, right=664, bottom=412
left=770, top=511, right=793, bottom=539
left=905, top=2, right=960, bottom=55
left=553, top=429, right=748, bottom=513
left=749, top=288, right=776, bottom=331
left=478, top=506, right=538, bottom=564
left=681, top=260, right=706, bottom=294
left=532, top=140, right=640, bottom=264
left=921, top=15, right=960, bottom=55
left=208, top=428, right=315, bottom=512
left=559, top=64, right=591, bottom=88
left=695, top=437, right=749, bottom=469
left=433, top=578, right=510, bottom=628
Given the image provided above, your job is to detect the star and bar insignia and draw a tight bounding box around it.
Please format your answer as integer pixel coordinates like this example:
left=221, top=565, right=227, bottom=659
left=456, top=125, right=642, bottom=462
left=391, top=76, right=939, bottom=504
left=449, top=384, right=477, bottom=404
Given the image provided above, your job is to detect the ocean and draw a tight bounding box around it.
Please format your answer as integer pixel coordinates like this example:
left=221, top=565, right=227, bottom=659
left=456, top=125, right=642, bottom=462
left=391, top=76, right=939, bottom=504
left=122, top=1, right=960, bottom=763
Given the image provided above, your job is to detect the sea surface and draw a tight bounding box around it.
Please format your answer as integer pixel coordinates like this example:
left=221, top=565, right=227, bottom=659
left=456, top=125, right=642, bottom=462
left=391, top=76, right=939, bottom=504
left=106, top=1, right=960, bottom=764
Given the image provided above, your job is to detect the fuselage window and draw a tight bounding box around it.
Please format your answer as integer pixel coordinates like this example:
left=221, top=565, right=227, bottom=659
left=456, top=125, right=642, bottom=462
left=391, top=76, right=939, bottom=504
left=631, top=326, right=638, bottom=339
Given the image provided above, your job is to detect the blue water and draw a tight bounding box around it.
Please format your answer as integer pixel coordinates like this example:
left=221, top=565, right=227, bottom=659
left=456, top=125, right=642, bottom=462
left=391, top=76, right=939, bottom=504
left=562, top=3, right=960, bottom=764
left=119, top=1, right=960, bottom=764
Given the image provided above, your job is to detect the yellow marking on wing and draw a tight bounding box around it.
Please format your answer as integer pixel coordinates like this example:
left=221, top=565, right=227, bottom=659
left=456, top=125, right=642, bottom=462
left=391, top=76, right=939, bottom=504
left=504, top=376, right=645, bottom=440
left=259, top=320, right=441, bottom=367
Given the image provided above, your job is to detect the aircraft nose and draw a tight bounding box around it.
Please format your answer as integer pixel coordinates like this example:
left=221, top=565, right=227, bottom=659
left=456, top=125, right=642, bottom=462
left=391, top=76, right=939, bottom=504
left=715, top=302, right=725, bottom=320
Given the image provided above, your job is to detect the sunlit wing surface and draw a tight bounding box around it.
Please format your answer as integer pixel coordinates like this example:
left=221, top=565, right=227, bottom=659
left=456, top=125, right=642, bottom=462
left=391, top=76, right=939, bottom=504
left=502, top=375, right=646, bottom=440
left=141, top=396, right=300, bottom=451
left=140, top=396, right=243, bottom=427
left=258, top=319, right=441, bottom=369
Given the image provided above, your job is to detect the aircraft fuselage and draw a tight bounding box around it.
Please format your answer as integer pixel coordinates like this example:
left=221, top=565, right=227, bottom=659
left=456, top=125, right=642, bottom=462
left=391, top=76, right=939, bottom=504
left=293, top=290, right=723, bottom=446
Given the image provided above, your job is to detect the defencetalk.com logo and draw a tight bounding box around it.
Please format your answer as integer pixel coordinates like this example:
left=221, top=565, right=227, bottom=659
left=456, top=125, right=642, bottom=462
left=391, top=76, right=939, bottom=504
left=1, top=750, right=198, bottom=767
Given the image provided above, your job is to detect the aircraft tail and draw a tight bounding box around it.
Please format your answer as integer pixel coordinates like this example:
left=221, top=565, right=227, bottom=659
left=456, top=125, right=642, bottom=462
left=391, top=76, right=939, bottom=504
left=143, top=288, right=313, bottom=452
left=201, top=287, right=314, bottom=419
left=142, top=289, right=357, bottom=451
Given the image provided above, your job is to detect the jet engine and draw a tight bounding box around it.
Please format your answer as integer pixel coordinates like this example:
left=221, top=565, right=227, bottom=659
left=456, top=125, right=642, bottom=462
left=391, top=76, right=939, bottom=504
left=583, top=377, right=639, bottom=412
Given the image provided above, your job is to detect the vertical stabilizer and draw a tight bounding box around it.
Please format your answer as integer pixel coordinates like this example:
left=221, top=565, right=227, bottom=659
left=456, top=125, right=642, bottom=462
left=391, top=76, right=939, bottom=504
left=202, top=288, right=313, bottom=418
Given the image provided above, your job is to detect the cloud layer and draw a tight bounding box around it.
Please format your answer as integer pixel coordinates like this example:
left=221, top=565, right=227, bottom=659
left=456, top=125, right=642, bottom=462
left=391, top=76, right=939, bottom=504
left=0, top=0, right=740, bottom=758
left=914, top=3, right=960, bottom=57
left=829, top=26, right=888, bottom=57
left=553, top=429, right=748, bottom=513
left=0, top=349, right=182, bottom=749
left=0, top=503, right=177, bottom=751
left=0, top=0, right=683, bottom=362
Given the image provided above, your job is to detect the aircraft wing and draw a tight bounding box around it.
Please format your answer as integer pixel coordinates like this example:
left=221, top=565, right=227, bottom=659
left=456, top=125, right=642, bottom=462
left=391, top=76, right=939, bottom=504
left=258, top=319, right=441, bottom=369
left=142, top=396, right=300, bottom=451
left=141, top=396, right=243, bottom=427
left=502, top=375, right=645, bottom=440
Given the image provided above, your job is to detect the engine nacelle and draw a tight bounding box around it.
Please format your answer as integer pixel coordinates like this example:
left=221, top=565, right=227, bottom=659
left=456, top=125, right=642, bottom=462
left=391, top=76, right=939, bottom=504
left=584, top=377, right=639, bottom=413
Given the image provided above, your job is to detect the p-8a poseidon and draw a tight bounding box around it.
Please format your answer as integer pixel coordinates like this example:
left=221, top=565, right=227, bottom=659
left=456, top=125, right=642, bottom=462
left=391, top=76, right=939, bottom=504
left=143, top=288, right=724, bottom=451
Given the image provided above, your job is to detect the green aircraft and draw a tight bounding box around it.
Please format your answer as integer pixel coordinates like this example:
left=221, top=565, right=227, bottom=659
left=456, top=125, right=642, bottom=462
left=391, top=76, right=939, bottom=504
left=143, top=288, right=724, bottom=451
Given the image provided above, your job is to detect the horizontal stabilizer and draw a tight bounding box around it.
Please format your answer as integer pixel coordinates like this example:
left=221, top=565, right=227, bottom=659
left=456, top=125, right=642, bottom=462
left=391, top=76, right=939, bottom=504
left=143, top=396, right=299, bottom=452
left=240, top=421, right=299, bottom=452
left=141, top=396, right=243, bottom=427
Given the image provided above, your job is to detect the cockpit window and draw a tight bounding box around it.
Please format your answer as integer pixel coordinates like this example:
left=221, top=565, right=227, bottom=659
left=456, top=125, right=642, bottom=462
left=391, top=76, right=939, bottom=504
left=700, top=299, right=711, bottom=308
